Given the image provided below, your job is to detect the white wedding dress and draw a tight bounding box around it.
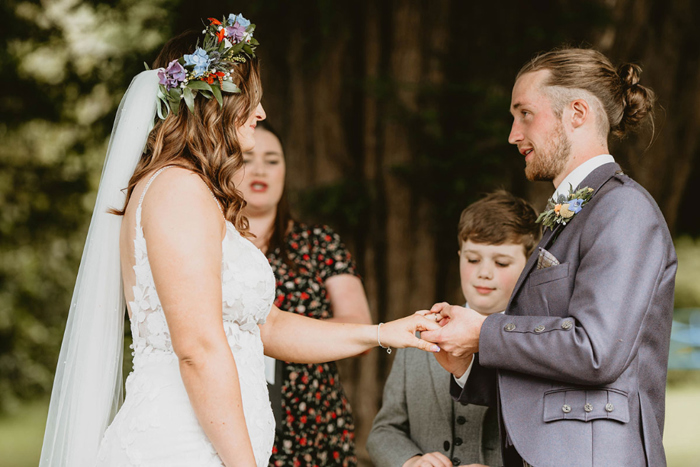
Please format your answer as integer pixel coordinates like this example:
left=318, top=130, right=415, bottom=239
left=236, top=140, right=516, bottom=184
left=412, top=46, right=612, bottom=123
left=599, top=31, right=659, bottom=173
left=96, top=167, right=276, bottom=466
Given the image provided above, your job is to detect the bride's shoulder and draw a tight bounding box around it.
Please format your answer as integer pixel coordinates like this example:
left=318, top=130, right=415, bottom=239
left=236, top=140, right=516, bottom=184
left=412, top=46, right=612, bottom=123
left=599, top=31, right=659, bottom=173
left=140, top=167, right=221, bottom=229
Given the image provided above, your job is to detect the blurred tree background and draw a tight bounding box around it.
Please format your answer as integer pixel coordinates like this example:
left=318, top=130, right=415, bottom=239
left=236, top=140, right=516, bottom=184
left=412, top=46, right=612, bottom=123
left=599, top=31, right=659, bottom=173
left=2, top=0, right=700, bottom=465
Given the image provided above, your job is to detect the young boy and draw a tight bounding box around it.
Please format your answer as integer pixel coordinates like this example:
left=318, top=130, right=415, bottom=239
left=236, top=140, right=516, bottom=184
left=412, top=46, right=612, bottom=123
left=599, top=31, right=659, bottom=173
left=367, top=190, right=540, bottom=467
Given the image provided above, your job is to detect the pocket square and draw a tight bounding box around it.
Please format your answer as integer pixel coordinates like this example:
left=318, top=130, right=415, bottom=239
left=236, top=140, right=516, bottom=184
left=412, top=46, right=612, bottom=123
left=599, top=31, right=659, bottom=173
left=537, top=247, right=560, bottom=270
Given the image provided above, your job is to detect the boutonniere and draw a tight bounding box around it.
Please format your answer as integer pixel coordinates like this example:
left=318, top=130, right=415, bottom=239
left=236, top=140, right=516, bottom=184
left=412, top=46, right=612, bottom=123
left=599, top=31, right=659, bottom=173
left=537, top=185, right=595, bottom=230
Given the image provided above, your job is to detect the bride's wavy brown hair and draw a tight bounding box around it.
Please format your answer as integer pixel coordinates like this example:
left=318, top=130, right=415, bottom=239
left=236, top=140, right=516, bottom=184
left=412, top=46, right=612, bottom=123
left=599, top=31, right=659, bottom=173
left=113, top=29, right=262, bottom=236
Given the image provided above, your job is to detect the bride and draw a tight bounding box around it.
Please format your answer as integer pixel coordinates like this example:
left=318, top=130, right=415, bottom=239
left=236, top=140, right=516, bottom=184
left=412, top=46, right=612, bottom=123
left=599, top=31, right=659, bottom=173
left=39, top=13, right=440, bottom=467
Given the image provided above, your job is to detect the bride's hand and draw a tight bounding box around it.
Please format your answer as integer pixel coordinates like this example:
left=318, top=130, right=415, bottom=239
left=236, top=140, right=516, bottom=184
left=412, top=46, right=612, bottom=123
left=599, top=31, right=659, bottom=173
left=377, top=314, right=442, bottom=353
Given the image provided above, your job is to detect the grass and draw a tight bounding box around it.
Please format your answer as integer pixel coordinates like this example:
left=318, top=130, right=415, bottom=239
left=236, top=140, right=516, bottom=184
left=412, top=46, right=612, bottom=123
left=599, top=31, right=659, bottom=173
left=664, top=383, right=700, bottom=467
left=3, top=384, right=700, bottom=466
left=0, top=398, right=48, bottom=467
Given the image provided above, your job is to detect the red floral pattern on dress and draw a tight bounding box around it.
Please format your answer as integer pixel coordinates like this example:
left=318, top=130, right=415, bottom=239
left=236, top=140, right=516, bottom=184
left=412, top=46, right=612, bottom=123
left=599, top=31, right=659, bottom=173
left=267, top=223, right=358, bottom=467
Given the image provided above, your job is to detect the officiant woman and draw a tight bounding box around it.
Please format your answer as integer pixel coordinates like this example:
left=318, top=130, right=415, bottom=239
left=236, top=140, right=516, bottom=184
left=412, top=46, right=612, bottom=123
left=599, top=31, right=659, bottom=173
left=236, top=120, right=372, bottom=466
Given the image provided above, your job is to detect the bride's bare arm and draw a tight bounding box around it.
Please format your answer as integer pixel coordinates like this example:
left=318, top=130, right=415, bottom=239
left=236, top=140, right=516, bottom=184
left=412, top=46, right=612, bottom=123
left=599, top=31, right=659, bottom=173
left=143, top=169, right=255, bottom=467
left=260, top=306, right=441, bottom=363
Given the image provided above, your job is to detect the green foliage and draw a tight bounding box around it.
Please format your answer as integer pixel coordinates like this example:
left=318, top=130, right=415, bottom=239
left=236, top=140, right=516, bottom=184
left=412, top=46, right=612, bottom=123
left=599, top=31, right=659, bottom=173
left=0, top=0, right=175, bottom=412
left=674, top=236, right=700, bottom=307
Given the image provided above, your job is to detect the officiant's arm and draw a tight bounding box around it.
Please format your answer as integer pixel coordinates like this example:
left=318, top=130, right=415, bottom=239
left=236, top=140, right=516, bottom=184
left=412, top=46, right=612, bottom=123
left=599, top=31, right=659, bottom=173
left=260, top=307, right=440, bottom=362
left=145, top=170, right=256, bottom=467
left=322, top=274, right=372, bottom=324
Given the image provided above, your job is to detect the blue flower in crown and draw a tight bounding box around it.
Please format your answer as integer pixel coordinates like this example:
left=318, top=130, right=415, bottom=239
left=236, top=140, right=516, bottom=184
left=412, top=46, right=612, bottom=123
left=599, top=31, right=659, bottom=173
left=183, top=48, right=211, bottom=77
left=229, top=13, right=251, bottom=28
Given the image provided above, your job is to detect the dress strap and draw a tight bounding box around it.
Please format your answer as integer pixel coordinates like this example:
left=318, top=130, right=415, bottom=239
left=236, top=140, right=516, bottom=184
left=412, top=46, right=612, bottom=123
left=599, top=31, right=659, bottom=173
left=208, top=189, right=225, bottom=218
left=138, top=165, right=174, bottom=208
left=136, top=165, right=174, bottom=228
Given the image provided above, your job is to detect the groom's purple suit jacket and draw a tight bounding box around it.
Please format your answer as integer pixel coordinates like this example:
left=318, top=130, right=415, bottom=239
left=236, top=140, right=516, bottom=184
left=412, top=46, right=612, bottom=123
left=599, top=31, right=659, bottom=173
left=452, top=163, right=677, bottom=467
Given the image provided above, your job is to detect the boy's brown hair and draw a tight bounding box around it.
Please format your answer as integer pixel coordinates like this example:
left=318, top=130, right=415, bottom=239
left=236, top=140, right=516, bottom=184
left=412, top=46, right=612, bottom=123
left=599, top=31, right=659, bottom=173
left=458, top=190, right=541, bottom=257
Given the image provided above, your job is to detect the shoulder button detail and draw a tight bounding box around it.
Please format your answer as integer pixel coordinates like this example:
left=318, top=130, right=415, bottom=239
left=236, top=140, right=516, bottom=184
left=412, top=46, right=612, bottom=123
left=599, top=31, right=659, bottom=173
left=561, top=320, right=573, bottom=330
left=534, top=325, right=545, bottom=333
left=504, top=323, right=516, bottom=332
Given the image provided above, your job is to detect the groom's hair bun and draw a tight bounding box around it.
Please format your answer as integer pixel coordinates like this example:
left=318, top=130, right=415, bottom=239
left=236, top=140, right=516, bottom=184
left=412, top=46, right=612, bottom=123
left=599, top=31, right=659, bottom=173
left=517, top=47, right=655, bottom=139
left=616, top=63, right=655, bottom=138
left=458, top=190, right=541, bottom=257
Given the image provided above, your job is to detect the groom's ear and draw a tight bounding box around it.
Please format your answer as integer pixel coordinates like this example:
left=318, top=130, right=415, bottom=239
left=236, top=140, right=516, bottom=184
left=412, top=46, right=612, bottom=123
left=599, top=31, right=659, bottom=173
left=569, top=98, right=590, bottom=129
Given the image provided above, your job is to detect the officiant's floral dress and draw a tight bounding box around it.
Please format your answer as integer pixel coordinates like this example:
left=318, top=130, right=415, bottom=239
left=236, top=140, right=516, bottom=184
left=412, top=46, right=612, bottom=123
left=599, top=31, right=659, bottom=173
left=267, top=222, right=357, bottom=467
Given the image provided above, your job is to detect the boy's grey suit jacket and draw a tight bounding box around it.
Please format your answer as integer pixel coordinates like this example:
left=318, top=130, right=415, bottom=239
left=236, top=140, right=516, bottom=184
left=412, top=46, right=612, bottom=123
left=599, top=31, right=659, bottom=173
left=452, top=163, right=677, bottom=467
left=368, top=347, right=501, bottom=467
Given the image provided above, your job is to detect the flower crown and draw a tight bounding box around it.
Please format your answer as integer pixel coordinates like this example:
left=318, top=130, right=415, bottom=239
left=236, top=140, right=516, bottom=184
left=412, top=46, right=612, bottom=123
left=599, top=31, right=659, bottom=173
left=152, top=14, right=259, bottom=119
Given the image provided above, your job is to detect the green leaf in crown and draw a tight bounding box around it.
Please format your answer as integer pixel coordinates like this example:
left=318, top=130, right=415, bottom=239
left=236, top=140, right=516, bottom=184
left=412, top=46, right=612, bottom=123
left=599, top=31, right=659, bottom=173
left=536, top=185, right=595, bottom=230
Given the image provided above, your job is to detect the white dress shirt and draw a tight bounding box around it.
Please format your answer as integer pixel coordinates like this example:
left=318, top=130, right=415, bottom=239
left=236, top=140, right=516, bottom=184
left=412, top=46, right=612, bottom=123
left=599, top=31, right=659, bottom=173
left=455, top=154, right=616, bottom=388
left=454, top=310, right=504, bottom=387
left=551, top=154, right=615, bottom=201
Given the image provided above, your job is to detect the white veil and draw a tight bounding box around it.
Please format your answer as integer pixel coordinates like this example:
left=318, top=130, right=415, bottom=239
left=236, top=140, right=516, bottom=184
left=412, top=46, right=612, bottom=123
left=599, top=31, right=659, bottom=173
left=39, top=70, right=160, bottom=466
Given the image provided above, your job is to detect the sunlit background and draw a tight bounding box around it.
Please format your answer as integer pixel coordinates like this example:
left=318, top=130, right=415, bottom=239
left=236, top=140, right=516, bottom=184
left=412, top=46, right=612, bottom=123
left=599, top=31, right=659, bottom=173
left=2, top=0, right=700, bottom=465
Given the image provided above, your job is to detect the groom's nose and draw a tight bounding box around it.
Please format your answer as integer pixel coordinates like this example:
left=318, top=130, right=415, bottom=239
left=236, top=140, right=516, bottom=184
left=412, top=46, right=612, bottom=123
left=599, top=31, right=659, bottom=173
left=508, top=121, right=523, bottom=145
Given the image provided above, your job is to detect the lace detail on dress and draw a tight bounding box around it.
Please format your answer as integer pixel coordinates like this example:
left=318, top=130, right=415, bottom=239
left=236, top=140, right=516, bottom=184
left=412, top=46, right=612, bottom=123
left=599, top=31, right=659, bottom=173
left=97, top=166, right=277, bottom=466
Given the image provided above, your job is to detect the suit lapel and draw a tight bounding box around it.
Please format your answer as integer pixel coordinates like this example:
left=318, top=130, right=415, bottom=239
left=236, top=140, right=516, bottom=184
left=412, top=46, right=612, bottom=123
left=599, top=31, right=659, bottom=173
left=505, top=162, right=621, bottom=315
left=427, top=351, right=453, bottom=424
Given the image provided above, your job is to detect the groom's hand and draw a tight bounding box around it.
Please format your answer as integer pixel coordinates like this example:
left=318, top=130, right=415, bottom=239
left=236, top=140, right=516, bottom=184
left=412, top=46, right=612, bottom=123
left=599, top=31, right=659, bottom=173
left=433, top=347, right=473, bottom=379
left=420, top=303, right=486, bottom=357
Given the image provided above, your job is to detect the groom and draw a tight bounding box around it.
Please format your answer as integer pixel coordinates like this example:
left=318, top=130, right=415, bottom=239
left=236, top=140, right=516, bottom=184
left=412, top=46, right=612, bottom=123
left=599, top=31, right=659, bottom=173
left=422, top=48, right=677, bottom=466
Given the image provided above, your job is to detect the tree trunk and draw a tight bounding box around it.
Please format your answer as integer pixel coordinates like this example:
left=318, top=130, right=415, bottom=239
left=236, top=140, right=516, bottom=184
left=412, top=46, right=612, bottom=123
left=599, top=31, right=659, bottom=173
left=598, top=0, right=700, bottom=234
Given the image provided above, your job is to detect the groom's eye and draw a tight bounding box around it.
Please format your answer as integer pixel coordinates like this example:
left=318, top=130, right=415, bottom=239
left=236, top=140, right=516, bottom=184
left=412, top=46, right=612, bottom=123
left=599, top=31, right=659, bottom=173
left=467, top=259, right=479, bottom=264
left=496, top=262, right=510, bottom=268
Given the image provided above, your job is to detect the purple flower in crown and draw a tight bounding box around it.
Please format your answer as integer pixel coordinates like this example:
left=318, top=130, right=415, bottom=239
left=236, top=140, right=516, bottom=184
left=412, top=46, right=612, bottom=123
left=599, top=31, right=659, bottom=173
left=183, top=47, right=211, bottom=77
left=225, top=22, right=246, bottom=43
left=158, top=59, right=187, bottom=90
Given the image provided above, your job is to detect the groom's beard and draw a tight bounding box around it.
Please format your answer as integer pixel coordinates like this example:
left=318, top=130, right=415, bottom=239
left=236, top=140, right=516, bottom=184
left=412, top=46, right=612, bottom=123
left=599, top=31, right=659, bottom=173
left=525, top=122, right=570, bottom=182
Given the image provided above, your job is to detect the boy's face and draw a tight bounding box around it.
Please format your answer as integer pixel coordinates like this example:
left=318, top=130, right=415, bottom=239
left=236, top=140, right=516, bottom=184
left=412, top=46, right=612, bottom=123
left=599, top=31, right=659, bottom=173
left=459, top=240, right=528, bottom=316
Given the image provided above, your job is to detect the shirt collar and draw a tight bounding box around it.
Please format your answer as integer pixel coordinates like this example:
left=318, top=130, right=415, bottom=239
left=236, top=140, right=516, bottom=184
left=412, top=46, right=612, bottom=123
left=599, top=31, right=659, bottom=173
left=552, top=154, right=615, bottom=201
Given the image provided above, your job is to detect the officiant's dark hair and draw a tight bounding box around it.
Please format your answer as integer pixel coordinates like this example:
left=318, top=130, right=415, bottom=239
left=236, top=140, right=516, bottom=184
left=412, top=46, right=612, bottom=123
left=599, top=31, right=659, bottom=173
left=517, top=47, right=655, bottom=139
left=458, top=190, right=540, bottom=257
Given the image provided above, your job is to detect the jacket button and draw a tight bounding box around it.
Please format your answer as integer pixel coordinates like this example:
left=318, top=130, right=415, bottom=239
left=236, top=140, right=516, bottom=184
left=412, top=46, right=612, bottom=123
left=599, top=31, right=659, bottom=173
left=452, top=458, right=461, bottom=466
left=605, top=403, right=614, bottom=412
left=443, top=440, right=450, bottom=451
left=584, top=403, right=593, bottom=412
left=504, top=323, right=516, bottom=332
left=534, top=325, right=545, bottom=333
left=454, top=437, right=463, bottom=446
left=561, top=320, right=573, bottom=330
left=456, top=416, right=466, bottom=425
left=562, top=404, right=571, bottom=413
